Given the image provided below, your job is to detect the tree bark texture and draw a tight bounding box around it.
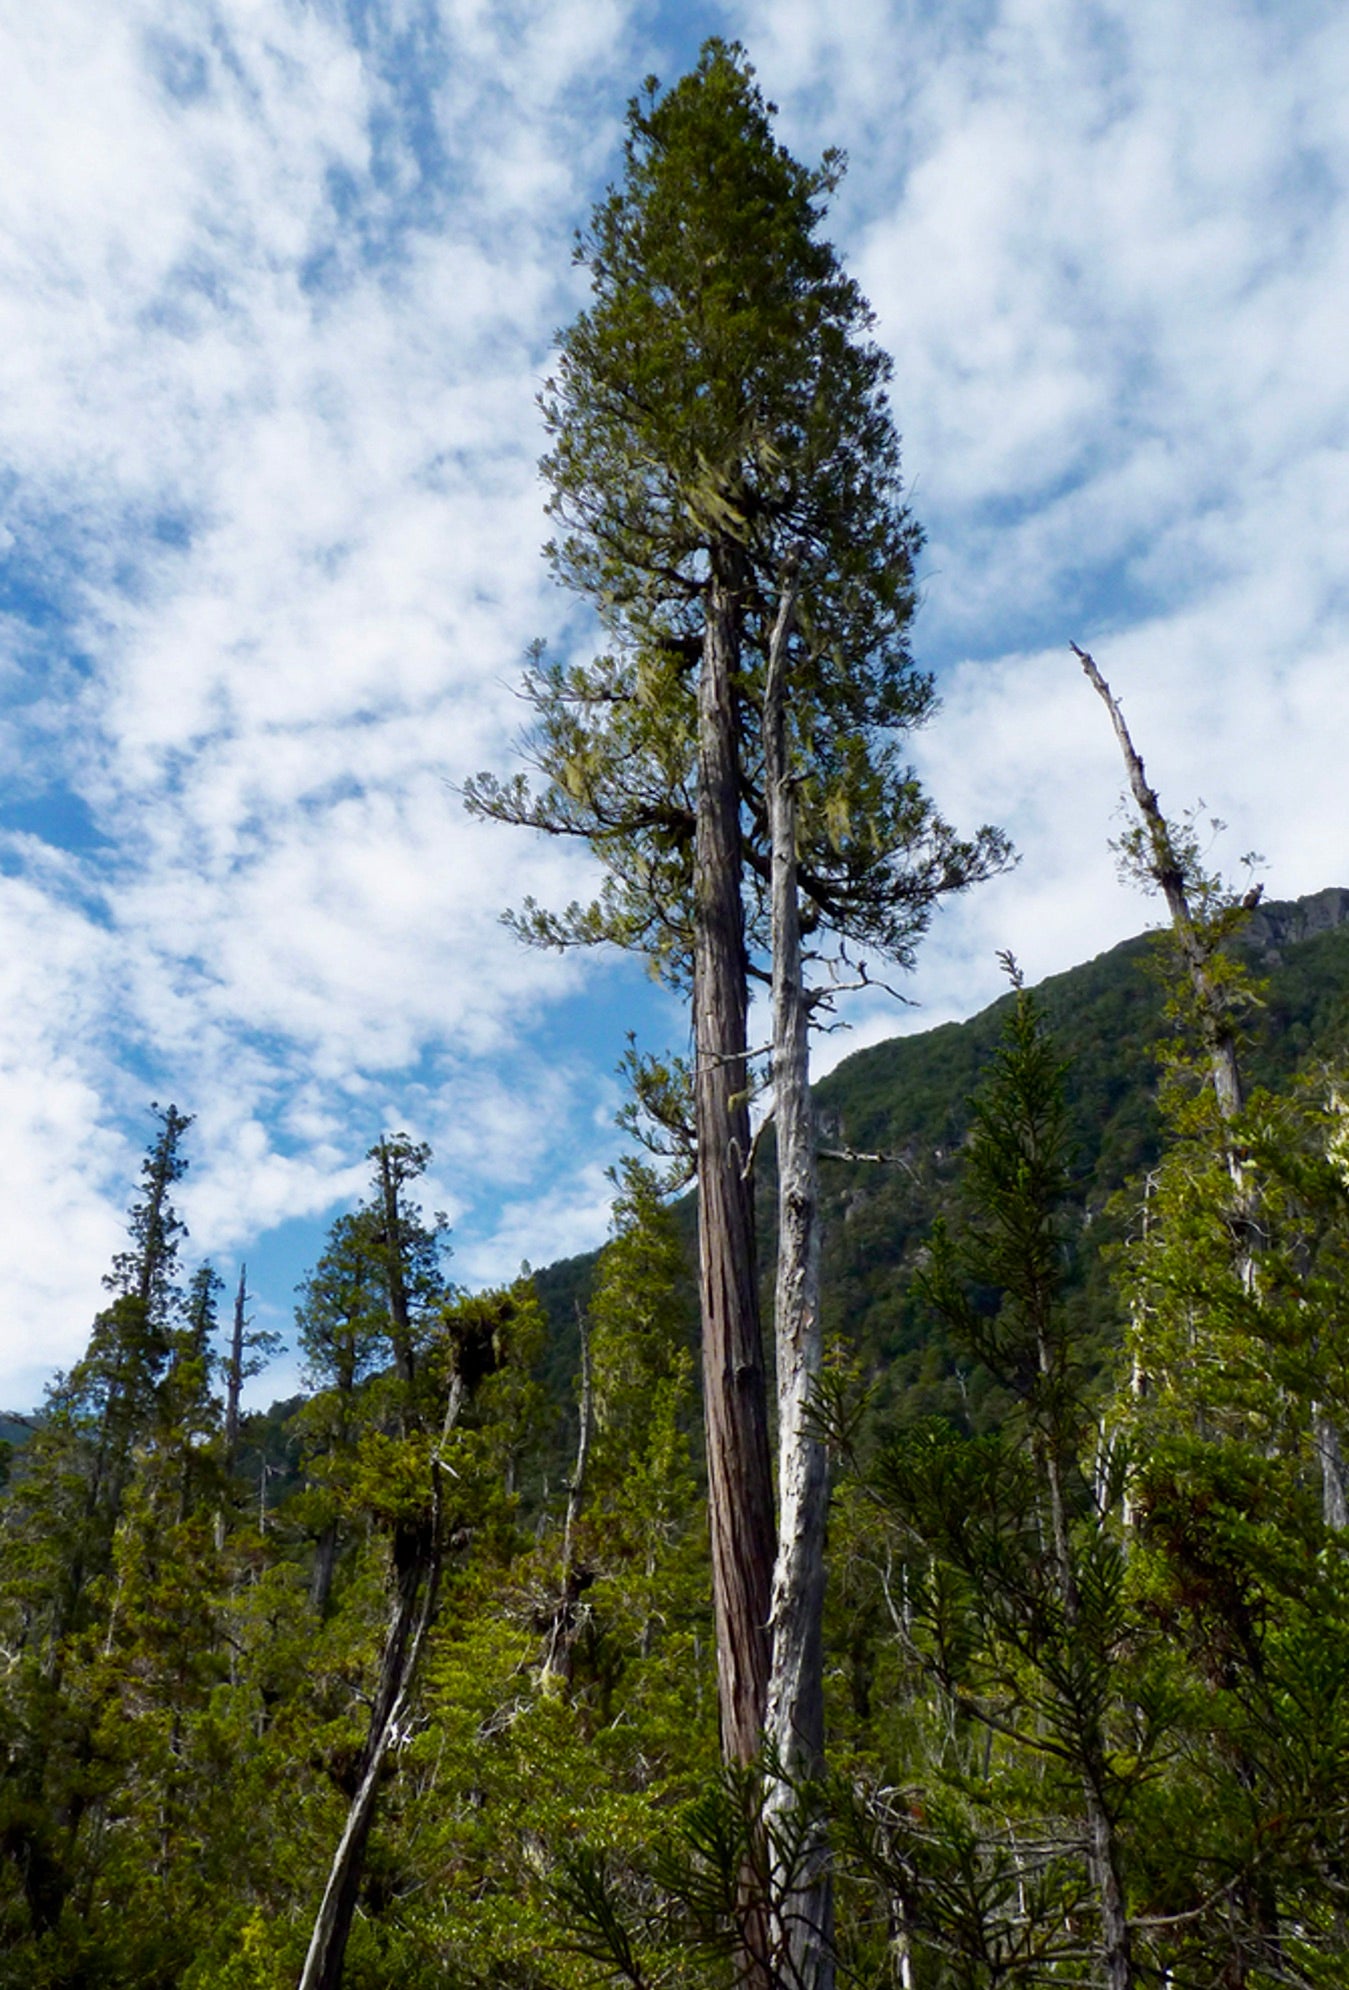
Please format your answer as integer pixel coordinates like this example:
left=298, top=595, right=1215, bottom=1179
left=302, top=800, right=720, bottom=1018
left=1075, top=647, right=1244, bottom=1126
left=762, top=563, right=834, bottom=1990
left=542, top=1310, right=593, bottom=1686
left=1313, top=1407, right=1349, bottom=1530
left=1087, top=1782, right=1134, bottom=1990
left=1077, top=644, right=1349, bottom=1532
left=694, top=550, right=777, bottom=1769
left=296, top=1510, right=440, bottom=1990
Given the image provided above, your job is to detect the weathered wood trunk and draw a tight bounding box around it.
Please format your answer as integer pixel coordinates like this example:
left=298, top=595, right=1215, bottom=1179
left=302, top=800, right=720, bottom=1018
left=296, top=1510, right=439, bottom=1990
left=694, top=551, right=776, bottom=1769
left=298, top=1354, right=465, bottom=1990
left=762, top=562, right=834, bottom=1990
left=216, top=1264, right=249, bottom=1551
left=542, top=1312, right=593, bottom=1687
left=1086, top=1781, right=1134, bottom=1990
left=1313, top=1407, right=1349, bottom=1529
left=1078, top=642, right=1348, bottom=1531
left=1075, top=647, right=1243, bottom=1127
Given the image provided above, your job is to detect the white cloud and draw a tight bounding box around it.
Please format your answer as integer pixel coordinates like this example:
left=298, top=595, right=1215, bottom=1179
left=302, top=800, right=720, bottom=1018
left=729, top=1, right=1349, bottom=1081
left=455, top=1157, right=619, bottom=1287
left=2, top=0, right=1348, bottom=1410
left=0, top=0, right=665, bottom=1404
left=0, top=867, right=131, bottom=1397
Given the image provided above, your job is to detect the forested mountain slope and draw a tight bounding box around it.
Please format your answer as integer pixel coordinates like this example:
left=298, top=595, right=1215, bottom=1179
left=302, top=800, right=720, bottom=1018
left=4, top=891, right=1349, bottom=1988
left=812, top=884, right=1349, bottom=1422
left=178, top=889, right=1349, bottom=1490
left=534, top=887, right=1349, bottom=1429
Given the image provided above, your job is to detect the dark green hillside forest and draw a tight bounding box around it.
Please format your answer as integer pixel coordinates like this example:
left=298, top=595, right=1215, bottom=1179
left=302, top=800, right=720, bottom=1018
left=535, top=888, right=1349, bottom=1444
left=5, top=37, right=1349, bottom=1990
left=3, top=888, right=1349, bottom=1988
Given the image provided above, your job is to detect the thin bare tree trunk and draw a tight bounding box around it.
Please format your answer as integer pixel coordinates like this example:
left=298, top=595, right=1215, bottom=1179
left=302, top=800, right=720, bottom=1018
left=296, top=1491, right=441, bottom=1990
left=1313, top=1407, right=1349, bottom=1529
left=1078, top=645, right=1313, bottom=1988
left=1078, top=642, right=1347, bottom=1535
left=1087, top=1785, right=1133, bottom=1990
left=217, top=1264, right=249, bottom=1550
left=762, top=559, right=834, bottom=1990
left=543, top=1310, right=593, bottom=1686
left=695, top=550, right=776, bottom=1770
left=1074, top=650, right=1232, bottom=1987
left=561, top=1307, right=591, bottom=1581
left=1075, top=647, right=1243, bottom=1127
left=298, top=1358, right=469, bottom=1990
left=1045, top=1391, right=1132, bottom=1986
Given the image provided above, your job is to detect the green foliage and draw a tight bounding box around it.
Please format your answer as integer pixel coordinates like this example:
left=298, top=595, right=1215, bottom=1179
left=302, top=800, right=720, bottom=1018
left=6, top=900, right=1349, bottom=1983
left=587, top=1163, right=694, bottom=1480
left=1093, top=881, right=1349, bottom=1982
left=539, top=40, right=920, bottom=692
left=919, top=978, right=1081, bottom=1444
left=560, top=1166, right=709, bottom=1732
left=295, top=1212, right=387, bottom=1404
left=830, top=986, right=1170, bottom=1985
left=8, top=19, right=1349, bottom=1966
left=531, top=905, right=1349, bottom=1451
left=793, top=898, right=1349, bottom=1436
left=465, top=38, right=1006, bottom=991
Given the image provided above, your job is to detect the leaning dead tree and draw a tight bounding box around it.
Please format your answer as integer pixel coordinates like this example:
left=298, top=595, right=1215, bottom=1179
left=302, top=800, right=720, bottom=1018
left=296, top=1476, right=444, bottom=1990
left=297, top=1291, right=515, bottom=1990
left=1075, top=644, right=1244, bottom=1130
left=1076, top=642, right=1347, bottom=1531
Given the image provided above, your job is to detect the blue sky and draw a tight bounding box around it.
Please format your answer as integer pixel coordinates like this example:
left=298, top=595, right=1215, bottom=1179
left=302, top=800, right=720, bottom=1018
left=3, top=0, right=1347, bottom=1409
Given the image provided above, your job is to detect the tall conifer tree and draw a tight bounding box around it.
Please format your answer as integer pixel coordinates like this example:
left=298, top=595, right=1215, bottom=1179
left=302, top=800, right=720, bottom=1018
left=0, top=1105, right=194, bottom=1943
left=467, top=43, right=1005, bottom=1800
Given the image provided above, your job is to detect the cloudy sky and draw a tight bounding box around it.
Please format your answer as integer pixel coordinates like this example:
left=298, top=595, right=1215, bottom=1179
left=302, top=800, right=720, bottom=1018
left=3, top=0, right=1346, bottom=1410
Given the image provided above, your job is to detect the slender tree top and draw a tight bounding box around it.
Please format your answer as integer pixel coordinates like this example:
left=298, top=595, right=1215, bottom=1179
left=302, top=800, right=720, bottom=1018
left=542, top=40, right=919, bottom=679
left=467, top=41, right=1008, bottom=986
left=105, top=1102, right=192, bottom=1318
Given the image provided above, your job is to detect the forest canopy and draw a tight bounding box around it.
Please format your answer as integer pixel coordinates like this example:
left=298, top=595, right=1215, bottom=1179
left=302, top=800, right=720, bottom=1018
left=3, top=37, right=1348, bottom=1990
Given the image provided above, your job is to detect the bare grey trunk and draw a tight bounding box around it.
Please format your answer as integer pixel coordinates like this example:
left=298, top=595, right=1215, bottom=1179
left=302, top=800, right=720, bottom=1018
left=1050, top=1431, right=1131, bottom=1985
left=296, top=1499, right=441, bottom=1990
left=1053, top=1449, right=1132, bottom=1985
left=298, top=1376, right=463, bottom=1990
left=695, top=550, right=776, bottom=1769
left=1313, top=1408, right=1349, bottom=1529
left=1041, top=1291, right=1131, bottom=1987
left=1075, top=647, right=1243, bottom=1127
left=214, top=1265, right=250, bottom=1551
left=1086, top=1784, right=1133, bottom=1990
left=1037, top=1303, right=1078, bottom=1619
left=761, top=562, right=834, bottom=1990
left=562, top=1309, right=591, bottom=1579
left=1078, top=644, right=1348, bottom=1530
left=542, top=1311, right=593, bottom=1686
